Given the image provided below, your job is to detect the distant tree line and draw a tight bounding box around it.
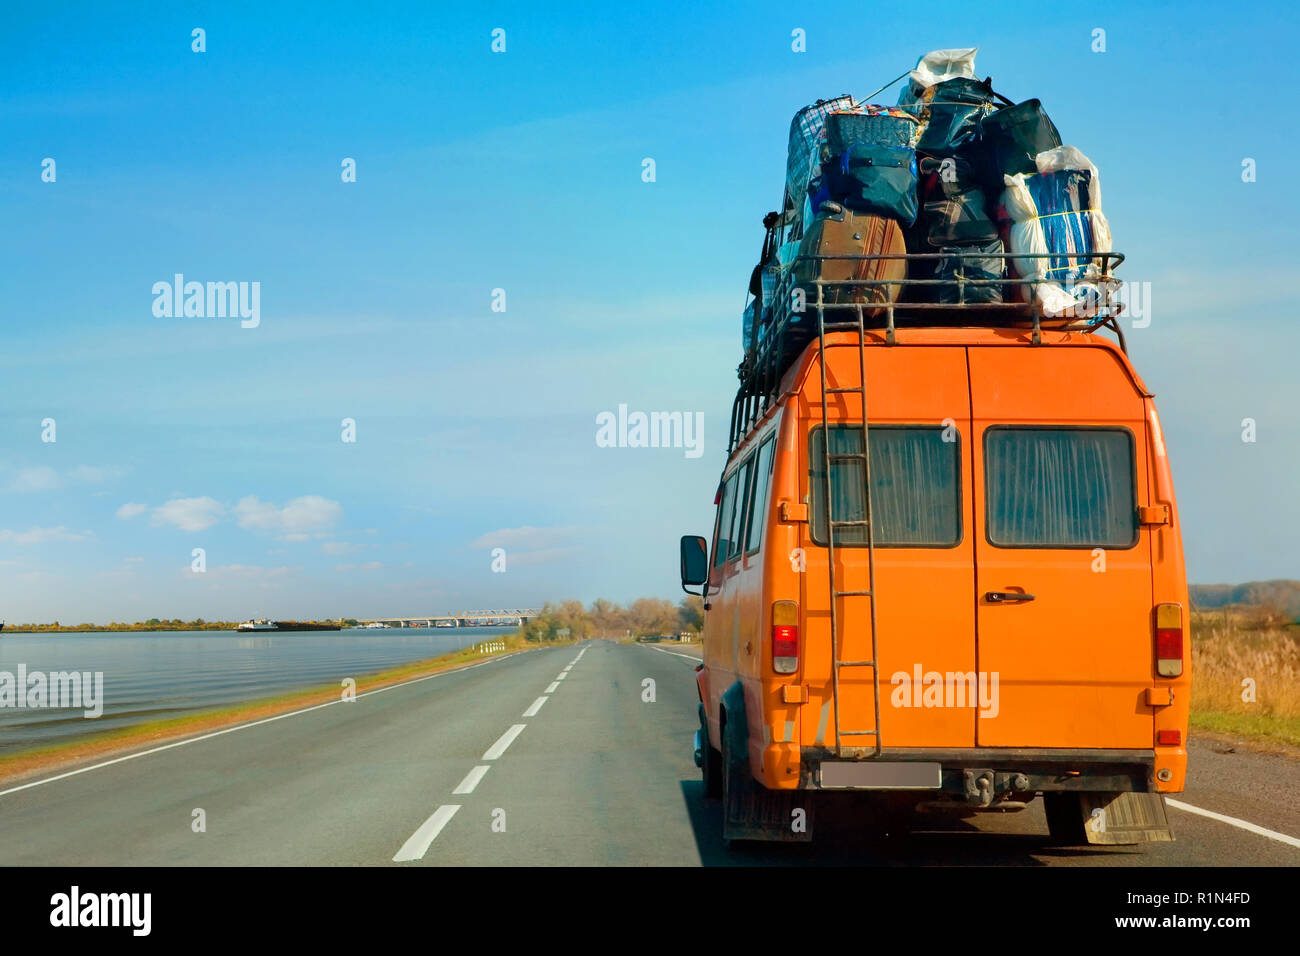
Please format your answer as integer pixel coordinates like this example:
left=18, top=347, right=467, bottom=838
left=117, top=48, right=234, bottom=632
left=521, top=596, right=704, bottom=642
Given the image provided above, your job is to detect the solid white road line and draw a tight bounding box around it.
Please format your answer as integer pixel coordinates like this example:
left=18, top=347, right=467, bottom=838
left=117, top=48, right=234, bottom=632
left=545, top=681, right=560, bottom=693
left=647, top=645, right=702, bottom=663
left=393, top=805, right=461, bottom=862
left=0, top=654, right=517, bottom=800
left=523, top=696, right=549, bottom=717
left=482, top=723, right=527, bottom=760
left=452, top=765, right=491, bottom=795
left=1165, top=798, right=1300, bottom=850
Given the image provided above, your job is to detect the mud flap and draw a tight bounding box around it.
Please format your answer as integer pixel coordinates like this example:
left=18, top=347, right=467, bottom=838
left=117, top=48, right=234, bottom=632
left=1080, top=792, right=1174, bottom=845
left=723, top=758, right=814, bottom=843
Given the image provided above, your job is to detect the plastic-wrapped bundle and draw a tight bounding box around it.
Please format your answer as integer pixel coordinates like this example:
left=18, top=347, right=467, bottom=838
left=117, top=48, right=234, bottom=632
left=898, top=48, right=979, bottom=109
left=1001, top=146, right=1117, bottom=320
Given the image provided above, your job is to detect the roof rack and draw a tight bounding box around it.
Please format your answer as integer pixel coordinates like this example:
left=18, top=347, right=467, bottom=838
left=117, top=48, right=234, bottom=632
left=727, top=249, right=1127, bottom=454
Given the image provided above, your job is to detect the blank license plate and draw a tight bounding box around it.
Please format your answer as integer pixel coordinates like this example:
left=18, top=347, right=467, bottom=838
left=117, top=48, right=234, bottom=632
left=819, top=761, right=942, bottom=789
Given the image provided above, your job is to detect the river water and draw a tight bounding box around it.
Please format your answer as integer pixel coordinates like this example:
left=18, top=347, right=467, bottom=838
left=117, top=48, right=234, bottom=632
left=0, top=627, right=517, bottom=755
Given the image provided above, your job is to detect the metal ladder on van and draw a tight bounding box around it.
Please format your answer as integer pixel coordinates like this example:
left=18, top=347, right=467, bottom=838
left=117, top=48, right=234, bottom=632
left=816, top=289, right=884, bottom=759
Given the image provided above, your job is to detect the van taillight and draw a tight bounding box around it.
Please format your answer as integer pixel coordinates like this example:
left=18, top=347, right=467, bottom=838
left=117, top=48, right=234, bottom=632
left=772, top=600, right=799, bottom=674
left=1156, top=729, right=1181, bottom=746
left=1155, top=603, right=1183, bottom=678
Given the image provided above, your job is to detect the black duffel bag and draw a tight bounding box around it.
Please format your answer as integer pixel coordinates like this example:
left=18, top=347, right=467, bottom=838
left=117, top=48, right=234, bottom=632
left=980, top=98, right=1062, bottom=179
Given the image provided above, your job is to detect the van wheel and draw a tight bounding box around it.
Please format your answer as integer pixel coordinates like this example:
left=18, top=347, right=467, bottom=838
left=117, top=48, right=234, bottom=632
left=700, top=710, right=722, bottom=799
left=720, top=729, right=751, bottom=849
left=1044, top=792, right=1088, bottom=845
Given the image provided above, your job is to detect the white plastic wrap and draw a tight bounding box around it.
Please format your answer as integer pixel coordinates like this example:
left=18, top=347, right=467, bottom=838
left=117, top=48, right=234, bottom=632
left=1001, top=146, right=1118, bottom=320
left=898, top=48, right=978, bottom=107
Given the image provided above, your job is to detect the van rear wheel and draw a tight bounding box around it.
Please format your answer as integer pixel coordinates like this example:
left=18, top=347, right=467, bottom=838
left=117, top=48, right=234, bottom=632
left=699, top=710, right=722, bottom=799
left=1043, top=792, right=1088, bottom=845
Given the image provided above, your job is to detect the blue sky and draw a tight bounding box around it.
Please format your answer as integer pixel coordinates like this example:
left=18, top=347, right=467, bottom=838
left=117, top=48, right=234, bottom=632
left=2, top=2, right=1298, bottom=622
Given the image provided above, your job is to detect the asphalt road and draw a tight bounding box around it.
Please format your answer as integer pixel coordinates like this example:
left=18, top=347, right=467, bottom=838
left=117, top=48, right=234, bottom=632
left=0, top=640, right=1295, bottom=866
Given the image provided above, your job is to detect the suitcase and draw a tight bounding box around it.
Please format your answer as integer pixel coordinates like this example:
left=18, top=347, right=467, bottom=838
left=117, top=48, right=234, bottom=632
left=812, top=142, right=918, bottom=224
left=824, top=107, right=919, bottom=156
left=916, top=153, right=998, bottom=247
left=980, top=99, right=1062, bottom=179
left=932, top=240, right=1005, bottom=305
left=793, top=204, right=907, bottom=310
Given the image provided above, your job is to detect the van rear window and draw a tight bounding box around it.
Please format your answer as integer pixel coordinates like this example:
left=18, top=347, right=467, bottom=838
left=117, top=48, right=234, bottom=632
left=984, top=427, right=1137, bottom=548
left=810, top=426, right=961, bottom=548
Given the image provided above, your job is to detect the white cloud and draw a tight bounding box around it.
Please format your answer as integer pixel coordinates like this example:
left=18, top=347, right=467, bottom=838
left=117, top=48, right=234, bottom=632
left=320, top=541, right=357, bottom=556
left=8, top=467, right=62, bottom=492
left=152, top=497, right=225, bottom=532
left=116, top=502, right=148, bottom=519
left=69, top=465, right=126, bottom=483
left=6, top=465, right=126, bottom=493
left=469, top=525, right=579, bottom=551
left=234, top=495, right=343, bottom=534
left=0, top=526, right=93, bottom=544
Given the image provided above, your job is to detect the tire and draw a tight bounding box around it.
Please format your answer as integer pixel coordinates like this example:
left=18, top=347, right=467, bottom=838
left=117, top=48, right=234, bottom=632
left=720, top=728, right=744, bottom=848
left=1044, top=792, right=1088, bottom=845
left=700, top=709, right=722, bottom=799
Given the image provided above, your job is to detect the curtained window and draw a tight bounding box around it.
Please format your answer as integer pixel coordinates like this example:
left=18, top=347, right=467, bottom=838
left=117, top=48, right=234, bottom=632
left=745, top=437, right=777, bottom=554
left=712, top=471, right=737, bottom=569
left=984, top=427, right=1137, bottom=548
left=810, top=426, right=961, bottom=548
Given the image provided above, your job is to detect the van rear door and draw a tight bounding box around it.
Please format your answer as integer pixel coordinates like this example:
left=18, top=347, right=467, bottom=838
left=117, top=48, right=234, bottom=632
left=801, top=343, right=976, bottom=751
left=969, top=344, right=1154, bottom=749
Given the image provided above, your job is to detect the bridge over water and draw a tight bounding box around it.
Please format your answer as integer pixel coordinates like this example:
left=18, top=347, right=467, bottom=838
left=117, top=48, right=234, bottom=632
left=363, top=609, right=540, bottom=628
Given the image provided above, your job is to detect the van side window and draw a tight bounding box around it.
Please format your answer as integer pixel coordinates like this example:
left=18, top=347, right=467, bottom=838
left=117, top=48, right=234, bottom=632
left=745, top=436, right=777, bottom=554
left=810, top=425, right=961, bottom=548
left=712, top=471, right=738, bottom=569
left=985, top=427, right=1137, bottom=548
left=726, top=457, right=754, bottom=561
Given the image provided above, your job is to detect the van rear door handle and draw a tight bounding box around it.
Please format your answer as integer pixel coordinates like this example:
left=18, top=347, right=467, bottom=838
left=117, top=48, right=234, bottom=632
left=986, top=591, right=1035, bottom=603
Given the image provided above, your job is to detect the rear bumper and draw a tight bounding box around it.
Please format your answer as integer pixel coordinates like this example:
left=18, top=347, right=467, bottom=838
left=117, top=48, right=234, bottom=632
left=797, top=746, right=1158, bottom=799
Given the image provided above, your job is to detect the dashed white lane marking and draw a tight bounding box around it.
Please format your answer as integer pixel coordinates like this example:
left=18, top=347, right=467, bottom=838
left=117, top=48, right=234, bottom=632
left=562, top=665, right=572, bottom=672
left=1165, top=798, right=1300, bottom=850
left=0, top=653, right=518, bottom=800
left=452, top=765, right=491, bottom=795
left=555, top=672, right=568, bottom=681
left=482, top=723, right=527, bottom=760
left=396, top=649, right=579, bottom=861
left=392, top=805, right=461, bottom=862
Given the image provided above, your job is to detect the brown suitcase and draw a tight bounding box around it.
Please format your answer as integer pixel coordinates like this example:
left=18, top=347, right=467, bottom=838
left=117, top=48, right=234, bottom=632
left=794, top=203, right=906, bottom=314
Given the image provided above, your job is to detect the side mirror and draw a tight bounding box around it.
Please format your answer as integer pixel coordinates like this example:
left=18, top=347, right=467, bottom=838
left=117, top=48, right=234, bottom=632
left=680, top=535, right=709, bottom=594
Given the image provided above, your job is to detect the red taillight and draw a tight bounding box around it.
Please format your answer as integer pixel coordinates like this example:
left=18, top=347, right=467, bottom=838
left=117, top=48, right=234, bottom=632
left=1156, top=729, right=1181, bottom=746
left=1155, top=603, right=1183, bottom=678
left=772, top=600, right=799, bottom=674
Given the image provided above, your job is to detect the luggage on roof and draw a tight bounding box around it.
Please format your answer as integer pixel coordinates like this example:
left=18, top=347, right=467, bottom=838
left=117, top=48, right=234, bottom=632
left=912, top=76, right=998, bottom=155
left=737, top=49, right=1124, bottom=397
left=981, top=99, right=1062, bottom=179
left=785, top=95, right=857, bottom=217
left=1000, top=146, right=1117, bottom=321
